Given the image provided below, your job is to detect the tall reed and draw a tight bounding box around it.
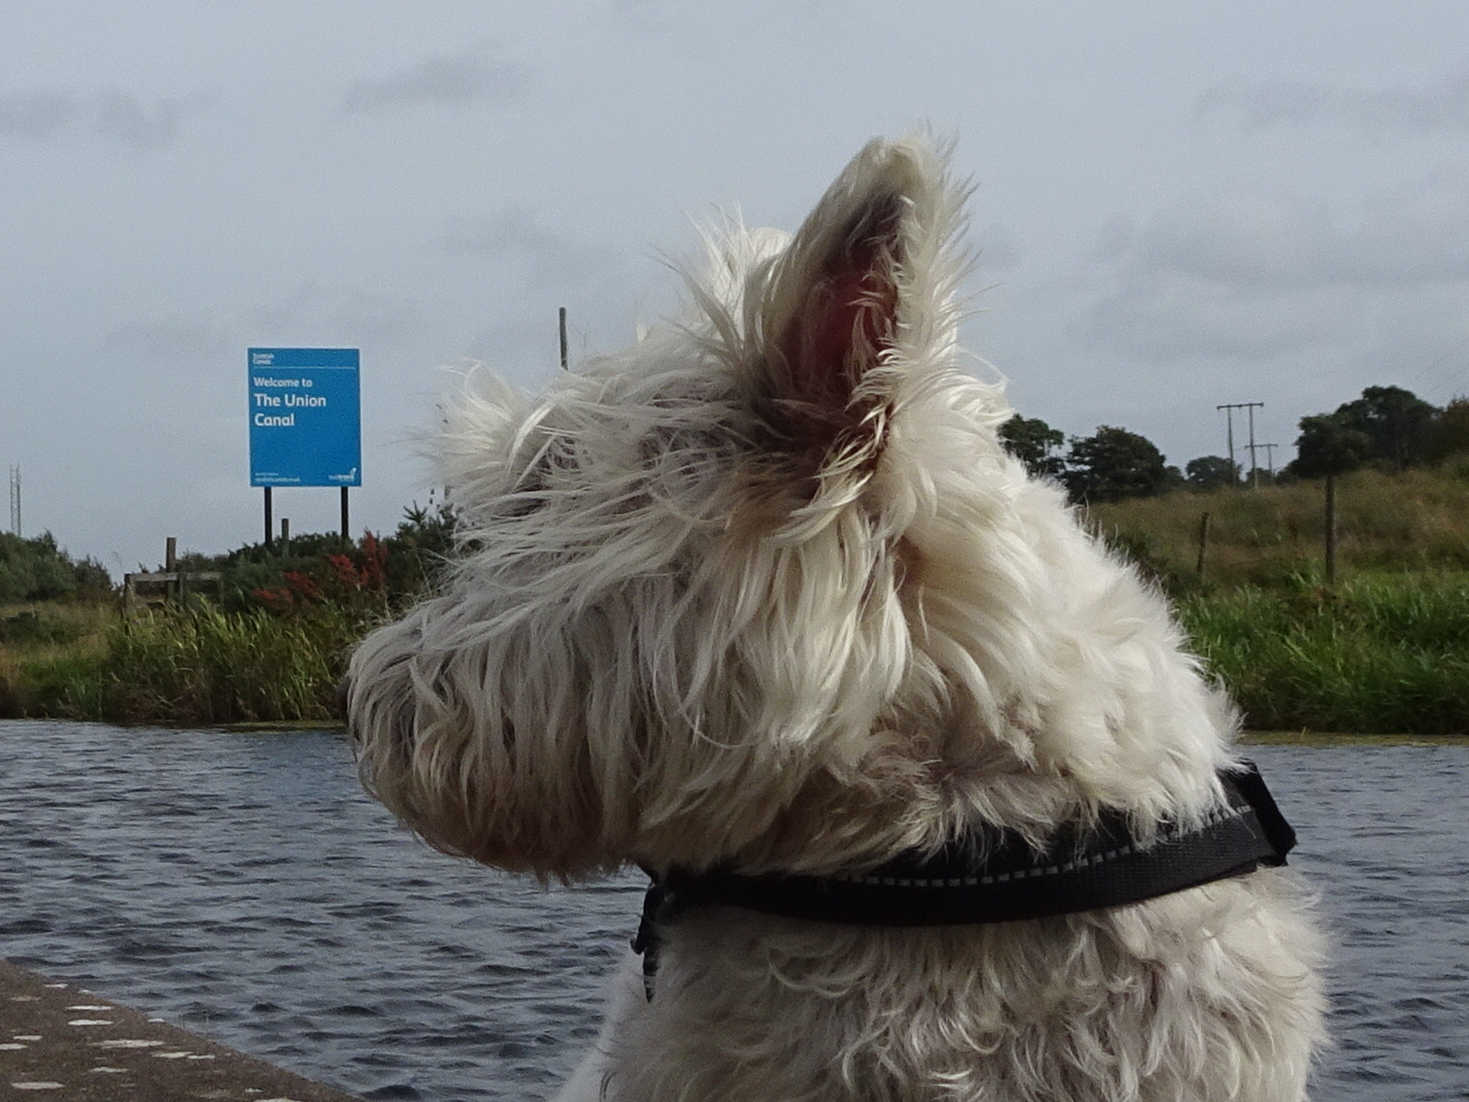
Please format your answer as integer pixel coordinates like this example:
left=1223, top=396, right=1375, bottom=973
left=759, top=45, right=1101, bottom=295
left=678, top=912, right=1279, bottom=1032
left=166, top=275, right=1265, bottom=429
left=96, top=602, right=357, bottom=724
left=3, top=601, right=366, bottom=725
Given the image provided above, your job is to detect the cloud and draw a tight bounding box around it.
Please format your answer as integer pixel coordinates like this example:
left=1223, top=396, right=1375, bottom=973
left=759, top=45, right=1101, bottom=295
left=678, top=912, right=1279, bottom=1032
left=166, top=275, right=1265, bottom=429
left=1074, top=168, right=1469, bottom=367
left=1130, top=174, right=1469, bottom=290
left=92, top=91, right=185, bottom=152
left=0, top=90, right=75, bottom=139
left=341, top=46, right=530, bottom=115
left=974, top=220, right=1022, bottom=273
left=0, top=87, right=197, bottom=150
left=1196, top=71, right=1469, bottom=133
left=1090, top=215, right=1136, bottom=264
left=1073, top=273, right=1349, bottom=365
left=443, top=206, right=566, bottom=257
left=320, top=289, right=427, bottom=350
left=441, top=207, right=618, bottom=287
left=104, top=287, right=425, bottom=367
left=612, top=0, right=671, bottom=29
left=103, top=316, right=233, bottom=360
left=241, top=285, right=427, bottom=352
left=464, top=315, right=566, bottom=375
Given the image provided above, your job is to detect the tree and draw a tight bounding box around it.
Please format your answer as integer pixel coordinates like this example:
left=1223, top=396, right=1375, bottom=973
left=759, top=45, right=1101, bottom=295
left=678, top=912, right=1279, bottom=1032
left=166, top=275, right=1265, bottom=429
left=1427, top=396, right=1469, bottom=461
left=998, top=414, right=1065, bottom=480
left=0, top=531, right=111, bottom=602
left=1184, top=455, right=1241, bottom=491
left=1288, top=413, right=1373, bottom=478
left=1332, top=385, right=1439, bottom=470
left=1063, top=425, right=1168, bottom=503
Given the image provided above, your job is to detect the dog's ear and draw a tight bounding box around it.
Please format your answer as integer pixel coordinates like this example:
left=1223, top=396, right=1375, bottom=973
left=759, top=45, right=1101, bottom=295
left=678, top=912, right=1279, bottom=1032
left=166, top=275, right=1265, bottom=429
left=763, top=192, right=902, bottom=450
left=749, top=138, right=965, bottom=477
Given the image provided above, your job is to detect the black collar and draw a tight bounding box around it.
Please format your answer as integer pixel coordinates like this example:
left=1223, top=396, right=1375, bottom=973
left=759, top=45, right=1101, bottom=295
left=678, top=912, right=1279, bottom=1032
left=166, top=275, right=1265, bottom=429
left=632, top=760, right=1294, bottom=998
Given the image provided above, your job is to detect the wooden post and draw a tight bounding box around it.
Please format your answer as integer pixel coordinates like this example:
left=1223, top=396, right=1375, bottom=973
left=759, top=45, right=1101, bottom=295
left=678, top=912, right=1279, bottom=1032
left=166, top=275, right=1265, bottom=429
left=281, top=518, right=290, bottom=556
left=1324, top=474, right=1338, bottom=588
left=340, top=486, right=349, bottom=542
left=165, top=536, right=179, bottom=603
left=559, top=306, right=568, bottom=371
left=1195, top=512, right=1210, bottom=580
left=263, top=487, right=273, bottom=550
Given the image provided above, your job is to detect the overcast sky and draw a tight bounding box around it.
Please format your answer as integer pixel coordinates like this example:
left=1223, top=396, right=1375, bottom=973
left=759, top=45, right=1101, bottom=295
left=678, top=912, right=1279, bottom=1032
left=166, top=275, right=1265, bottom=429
left=5, top=1, right=1467, bottom=575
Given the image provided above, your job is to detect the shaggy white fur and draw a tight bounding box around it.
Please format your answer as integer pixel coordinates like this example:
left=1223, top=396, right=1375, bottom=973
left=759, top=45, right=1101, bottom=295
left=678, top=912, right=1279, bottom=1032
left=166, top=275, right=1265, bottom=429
left=347, top=136, right=1325, bottom=1101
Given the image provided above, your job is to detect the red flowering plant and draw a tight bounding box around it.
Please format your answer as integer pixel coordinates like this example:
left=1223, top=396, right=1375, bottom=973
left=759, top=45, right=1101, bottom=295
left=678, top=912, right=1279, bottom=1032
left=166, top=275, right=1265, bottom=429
left=246, top=531, right=389, bottom=622
left=250, top=584, right=297, bottom=614
left=222, top=499, right=454, bottom=619
left=322, top=531, right=389, bottom=610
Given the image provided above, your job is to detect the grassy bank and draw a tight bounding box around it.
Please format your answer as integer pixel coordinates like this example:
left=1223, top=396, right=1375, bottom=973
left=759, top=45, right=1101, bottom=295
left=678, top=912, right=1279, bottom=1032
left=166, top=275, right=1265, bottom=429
left=1086, top=466, right=1468, bottom=732
left=3, top=469, right=1466, bottom=732
left=4, top=571, right=1466, bottom=734
left=0, top=601, right=113, bottom=718
left=1089, top=465, right=1469, bottom=592
left=1179, top=572, right=1468, bottom=734
left=1, top=600, right=356, bottom=724
left=2, top=510, right=449, bottom=725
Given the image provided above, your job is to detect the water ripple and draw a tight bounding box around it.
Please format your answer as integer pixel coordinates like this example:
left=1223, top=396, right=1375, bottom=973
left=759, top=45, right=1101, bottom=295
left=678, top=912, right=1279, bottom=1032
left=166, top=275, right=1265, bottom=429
left=1, top=722, right=1465, bottom=1100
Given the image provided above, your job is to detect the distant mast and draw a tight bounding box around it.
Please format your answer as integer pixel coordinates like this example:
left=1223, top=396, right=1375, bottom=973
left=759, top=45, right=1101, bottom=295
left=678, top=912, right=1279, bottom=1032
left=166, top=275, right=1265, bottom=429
left=7, top=465, right=18, bottom=537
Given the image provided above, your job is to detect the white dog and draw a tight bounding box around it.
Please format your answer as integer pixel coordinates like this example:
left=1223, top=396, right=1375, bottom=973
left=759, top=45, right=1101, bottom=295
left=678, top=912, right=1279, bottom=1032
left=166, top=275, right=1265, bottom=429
left=346, top=136, right=1324, bottom=1101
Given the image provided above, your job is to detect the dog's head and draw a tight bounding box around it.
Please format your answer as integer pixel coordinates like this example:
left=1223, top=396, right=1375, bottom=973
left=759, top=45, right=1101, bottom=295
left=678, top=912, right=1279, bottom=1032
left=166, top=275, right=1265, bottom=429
left=347, top=136, right=1227, bottom=880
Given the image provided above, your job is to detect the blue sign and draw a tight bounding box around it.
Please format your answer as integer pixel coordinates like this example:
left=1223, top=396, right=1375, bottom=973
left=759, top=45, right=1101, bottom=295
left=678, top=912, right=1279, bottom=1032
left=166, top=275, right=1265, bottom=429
left=247, top=348, right=361, bottom=487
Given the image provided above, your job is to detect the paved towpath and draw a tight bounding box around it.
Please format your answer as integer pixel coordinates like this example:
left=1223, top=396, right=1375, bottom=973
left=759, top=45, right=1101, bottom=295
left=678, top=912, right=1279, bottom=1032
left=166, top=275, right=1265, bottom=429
left=1, top=959, right=361, bottom=1101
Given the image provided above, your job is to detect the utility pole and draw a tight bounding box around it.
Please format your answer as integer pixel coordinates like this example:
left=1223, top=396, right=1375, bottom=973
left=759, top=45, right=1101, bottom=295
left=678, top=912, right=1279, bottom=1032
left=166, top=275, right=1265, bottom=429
left=1217, top=402, right=1264, bottom=487
left=1217, top=404, right=1237, bottom=483
left=1247, top=441, right=1280, bottom=480
left=1246, top=403, right=1258, bottom=487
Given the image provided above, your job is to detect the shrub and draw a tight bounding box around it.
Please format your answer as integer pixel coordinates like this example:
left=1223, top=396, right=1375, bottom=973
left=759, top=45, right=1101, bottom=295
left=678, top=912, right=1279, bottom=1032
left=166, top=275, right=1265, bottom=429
left=0, top=532, right=112, bottom=602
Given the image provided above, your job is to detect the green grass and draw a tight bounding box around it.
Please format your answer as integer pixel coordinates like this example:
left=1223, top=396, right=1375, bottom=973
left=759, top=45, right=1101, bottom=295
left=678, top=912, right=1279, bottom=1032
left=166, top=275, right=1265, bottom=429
left=1178, top=572, right=1469, bottom=734
left=95, top=602, right=355, bottom=724
left=0, top=601, right=114, bottom=718
left=5, top=474, right=1468, bottom=735
left=1089, top=465, right=1469, bottom=592
left=0, top=515, right=438, bottom=726
left=1, top=600, right=368, bottom=725
left=1089, top=466, right=1469, bottom=733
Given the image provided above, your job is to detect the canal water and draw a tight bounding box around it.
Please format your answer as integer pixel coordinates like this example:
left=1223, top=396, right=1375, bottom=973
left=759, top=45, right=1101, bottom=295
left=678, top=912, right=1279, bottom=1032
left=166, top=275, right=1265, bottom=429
left=2, top=722, right=1464, bottom=1100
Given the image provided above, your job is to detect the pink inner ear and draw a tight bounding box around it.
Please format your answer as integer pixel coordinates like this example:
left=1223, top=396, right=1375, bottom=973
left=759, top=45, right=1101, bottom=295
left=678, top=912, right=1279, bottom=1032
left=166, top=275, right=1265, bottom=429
left=776, top=207, right=901, bottom=443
